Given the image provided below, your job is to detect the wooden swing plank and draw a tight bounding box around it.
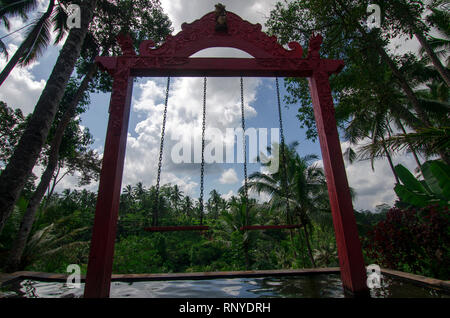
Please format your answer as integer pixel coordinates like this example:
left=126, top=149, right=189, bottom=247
left=144, top=226, right=209, bottom=232
left=240, top=224, right=302, bottom=231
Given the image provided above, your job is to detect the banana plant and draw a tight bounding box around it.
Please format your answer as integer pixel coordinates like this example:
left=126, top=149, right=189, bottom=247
left=394, top=160, right=450, bottom=208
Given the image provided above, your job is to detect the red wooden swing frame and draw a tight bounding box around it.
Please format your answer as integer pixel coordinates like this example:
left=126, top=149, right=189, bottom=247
left=84, top=10, right=369, bottom=298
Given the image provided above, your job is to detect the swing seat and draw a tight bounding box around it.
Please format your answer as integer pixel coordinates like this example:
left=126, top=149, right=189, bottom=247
left=144, top=225, right=209, bottom=232
left=240, top=224, right=302, bottom=231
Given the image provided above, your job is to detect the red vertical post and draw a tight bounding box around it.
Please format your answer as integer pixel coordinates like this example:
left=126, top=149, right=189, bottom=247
left=84, top=65, right=133, bottom=298
left=308, top=70, right=369, bottom=297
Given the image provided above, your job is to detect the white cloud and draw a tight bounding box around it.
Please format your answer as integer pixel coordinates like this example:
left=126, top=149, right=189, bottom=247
left=161, top=0, right=279, bottom=34
left=0, top=44, right=46, bottom=114
left=219, top=168, right=238, bottom=184
left=340, top=141, right=419, bottom=211
left=221, top=189, right=235, bottom=201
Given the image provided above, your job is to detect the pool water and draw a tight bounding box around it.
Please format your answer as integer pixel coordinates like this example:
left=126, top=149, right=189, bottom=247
left=1, top=274, right=449, bottom=298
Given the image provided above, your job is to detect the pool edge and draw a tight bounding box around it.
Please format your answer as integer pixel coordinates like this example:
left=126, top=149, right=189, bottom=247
left=2, top=267, right=449, bottom=294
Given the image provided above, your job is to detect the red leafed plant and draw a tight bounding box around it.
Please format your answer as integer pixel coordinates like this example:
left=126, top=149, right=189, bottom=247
left=364, top=205, right=450, bottom=280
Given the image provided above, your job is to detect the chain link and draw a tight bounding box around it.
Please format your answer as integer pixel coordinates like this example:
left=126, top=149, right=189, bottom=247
left=153, top=76, right=171, bottom=226
left=240, top=77, right=249, bottom=203
left=199, top=77, right=207, bottom=224
left=276, top=77, right=292, bottom=224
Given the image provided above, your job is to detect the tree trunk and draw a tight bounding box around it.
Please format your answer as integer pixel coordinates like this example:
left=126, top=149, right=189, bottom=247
left=0, top=0, right=97, bottom=235
left=4, top=63, right=98, bottom=271
left=415, top=33, right=450, bottom=87
left=382, top=139, right=400, bottom=184
left=300, top=221, right=316, bottom=268
left=0, top=0, right=55, bottom=87
left=397, top=119, right=424, bottom=176
left=243, top=239, right=250, bottom=270
left=383, top=122, right=400, bottom=183
left=43, top=164, right=59, bottom=208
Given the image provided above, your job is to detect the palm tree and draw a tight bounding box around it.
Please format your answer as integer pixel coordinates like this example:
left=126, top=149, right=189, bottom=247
left=0, top=0, right=40, bottom=59
left=0, top=0, right=97, bottom=235
left=354, top=56, right=450, bottom=167
left=217, top=197, right=257, bottom=269
left=170, top=184, right=183, bottom=214
left=133, top=182, right=146, bottom=200
left=0, top=0, right=68, bottom=86
left=420, top=1, right=450, bottom=68
left=207, top=189, right=223, bottom=220
left=344, top=109, right=402, bottom=183
left=181, top=195, right=193, bottom=218
left=245, top=142, right=328, bottom=267
left=383, top=0, right=450, bottom=86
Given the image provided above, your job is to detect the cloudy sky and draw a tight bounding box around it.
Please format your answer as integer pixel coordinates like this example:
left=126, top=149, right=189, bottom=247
left=0, top=0, right=423, bottom=211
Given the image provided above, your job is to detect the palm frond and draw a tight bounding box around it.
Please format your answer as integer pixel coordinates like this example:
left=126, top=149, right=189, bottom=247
left=359, top=127, right=450, bottom=159
left=51, top=3, right=68, bottom=44
left=19, top=14, right=52, bottom=65
left=0, top=0, right=38, bottom=20
left=343, top=146, right=357, bottom=163
left=0, top=38, right=8, bottom=59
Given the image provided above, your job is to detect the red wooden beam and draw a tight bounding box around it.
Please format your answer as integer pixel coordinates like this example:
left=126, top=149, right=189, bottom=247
left=240, top=224, right=302, bottom=231
left=83, top=68, right=134, bottom=298
left=308, top=68, right=369, bottom=297
left=96, top=56, right=344, bottom=78
left=144, top=226, right=210, bottom=232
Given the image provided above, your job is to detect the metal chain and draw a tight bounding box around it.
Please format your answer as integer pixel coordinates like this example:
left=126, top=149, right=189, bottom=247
left=276, top=77, right=292, bottom=224
left=199, top=77, right=207, bottom=224
left=153, top=76, right=171, bottom=226
left=240, top=77, right=249, bottom=203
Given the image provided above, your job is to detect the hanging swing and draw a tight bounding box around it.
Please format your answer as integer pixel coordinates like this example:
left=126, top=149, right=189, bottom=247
left=144, top=77, right=302, bottom=232
left=144, top=77, right=209, bottom=232
left=239, top=77, right=303, bottom=232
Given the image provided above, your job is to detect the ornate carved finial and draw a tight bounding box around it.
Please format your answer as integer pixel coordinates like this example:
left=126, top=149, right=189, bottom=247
left=308, top=33, right=323, bottom=59
left=117, top=34, right=136, bottom=56
left=214, top=3, right=227, bottom=32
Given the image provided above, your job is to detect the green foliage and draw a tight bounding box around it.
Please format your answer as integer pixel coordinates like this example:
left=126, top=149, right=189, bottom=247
left=266, top=0, right=450, bottom=172
left=113, top=236, right=163, bottom=273
left=0, top=101, right=26, bottom=167
left=364, top=205, right=450, bottom=279
left=394, top=160, right=450, bottom=208
left=22, top=218, right=90, bottom=273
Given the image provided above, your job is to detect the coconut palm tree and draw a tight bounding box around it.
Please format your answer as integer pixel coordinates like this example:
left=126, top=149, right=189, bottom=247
left=382, top=0, right=450, bottom=86
left=356, top=56, right=450, bottom=167
left=0, top=0, right=97, bottom=235
left=244, top=142, right=329, bottom=267
left=420, top=1, right=450, bottom=68
left=207, top=189, right=223, bottom=220
left=216, top=197, right=257, bottom=269
left=0, top=0, right=40, bottom=59
left=0, top=0, right=68, bottom=86
left=181, top=195, right=193, bottom=218
left=170, top=184, right=183, bottom=214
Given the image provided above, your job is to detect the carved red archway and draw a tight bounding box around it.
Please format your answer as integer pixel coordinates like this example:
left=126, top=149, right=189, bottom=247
left=84, top=10, right=368, bottom=298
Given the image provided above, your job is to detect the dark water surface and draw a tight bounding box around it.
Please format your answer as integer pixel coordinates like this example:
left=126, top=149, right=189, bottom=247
left=1, top=274, right=449, bottom=298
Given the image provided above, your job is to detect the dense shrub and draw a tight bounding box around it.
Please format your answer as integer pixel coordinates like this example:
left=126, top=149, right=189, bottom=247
left=112, top=236, right=163, bottom=274
left=364, top=205, right=450, bottom=280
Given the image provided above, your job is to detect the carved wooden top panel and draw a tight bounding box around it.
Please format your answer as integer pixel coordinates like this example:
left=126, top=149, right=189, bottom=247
left=138, top=11, right=303, bottom=59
